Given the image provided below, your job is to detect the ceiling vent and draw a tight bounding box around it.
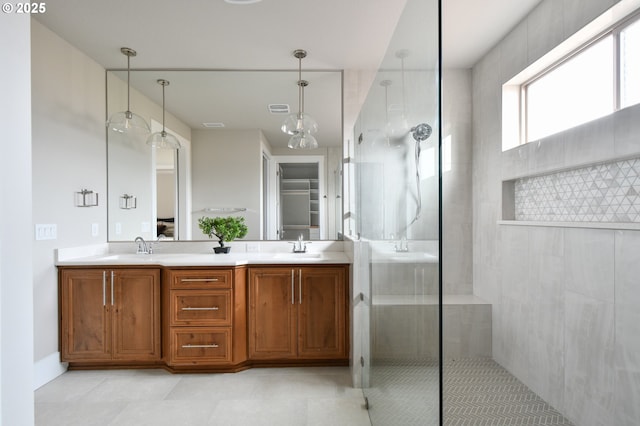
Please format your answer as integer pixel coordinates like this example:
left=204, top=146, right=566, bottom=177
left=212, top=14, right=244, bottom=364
left=202, top=122, right=225, bottom=128
left=268, top=104, right=290, bottom=114
left=224, top=0, right=262, bottom=4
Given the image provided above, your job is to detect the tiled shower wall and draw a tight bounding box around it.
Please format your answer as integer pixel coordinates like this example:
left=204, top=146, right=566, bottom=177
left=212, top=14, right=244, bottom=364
left=472, top=0, right=640, bottom=425
left=515, top=157, right=640, bottom=222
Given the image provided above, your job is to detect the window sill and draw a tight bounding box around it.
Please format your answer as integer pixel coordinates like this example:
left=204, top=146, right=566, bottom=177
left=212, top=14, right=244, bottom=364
left=497, top=220, right=640, bottom=231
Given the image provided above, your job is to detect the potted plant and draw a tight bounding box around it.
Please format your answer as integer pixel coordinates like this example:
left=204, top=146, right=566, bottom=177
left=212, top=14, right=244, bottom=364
left=198, top=216, right=248, bottom=253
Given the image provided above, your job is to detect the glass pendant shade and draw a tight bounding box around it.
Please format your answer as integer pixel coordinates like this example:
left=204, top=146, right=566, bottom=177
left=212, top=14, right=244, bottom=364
left=288, top=132, right=318, bottom=149
left=107, top=110, right=151, bottom=137
left=281, top=112, right=318, bottom=135
left=147, top=130, right=181, bottom=149
left=146, top=79, right=181, bottom=150
left=106, top=48, right=150, bottom=140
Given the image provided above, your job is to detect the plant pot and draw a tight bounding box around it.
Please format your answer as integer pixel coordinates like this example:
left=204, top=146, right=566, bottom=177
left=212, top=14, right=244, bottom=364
left=214, top=246, right=231, bottom=254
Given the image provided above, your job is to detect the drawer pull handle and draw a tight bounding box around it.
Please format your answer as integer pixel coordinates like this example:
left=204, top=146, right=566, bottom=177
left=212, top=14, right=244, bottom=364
left=181, top=307, right=219, bottom=311
left=181, top=344, right=219, bottom=348
left=180, top=278, right=220, bottom=282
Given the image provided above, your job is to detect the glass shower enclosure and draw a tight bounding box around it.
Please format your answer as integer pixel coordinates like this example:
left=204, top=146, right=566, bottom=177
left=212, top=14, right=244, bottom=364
left=350, top=0, right=441, bottom=424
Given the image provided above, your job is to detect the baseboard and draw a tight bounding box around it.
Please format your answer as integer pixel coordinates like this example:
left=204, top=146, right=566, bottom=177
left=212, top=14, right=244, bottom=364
left=34, top=352, right=67, bottom=390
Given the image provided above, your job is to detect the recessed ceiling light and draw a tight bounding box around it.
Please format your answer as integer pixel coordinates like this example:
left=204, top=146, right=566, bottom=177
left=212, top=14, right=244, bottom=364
left=202, top=123, right=225, bottom=128
left=224, top=0, right=262, bottom=4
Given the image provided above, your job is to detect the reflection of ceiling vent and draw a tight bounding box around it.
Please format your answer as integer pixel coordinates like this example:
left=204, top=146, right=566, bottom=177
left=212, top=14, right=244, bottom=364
left=268, top=104, right=290, bottom=114
left=202, top=122, right=225, bottom=128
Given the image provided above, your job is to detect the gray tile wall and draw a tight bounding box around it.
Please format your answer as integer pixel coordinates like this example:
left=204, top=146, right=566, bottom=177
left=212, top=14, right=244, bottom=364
left=443, top=70, right=474, bottom=295
left=472, top=0, right=640, bottom=425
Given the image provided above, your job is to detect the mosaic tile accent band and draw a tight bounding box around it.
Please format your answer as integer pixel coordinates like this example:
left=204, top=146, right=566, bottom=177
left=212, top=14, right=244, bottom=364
left=515, top=157, right=640, bottom=222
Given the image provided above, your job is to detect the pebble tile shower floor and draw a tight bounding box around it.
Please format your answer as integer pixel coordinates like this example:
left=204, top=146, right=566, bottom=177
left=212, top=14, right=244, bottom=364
left=365, top=358, right=574, bottom=425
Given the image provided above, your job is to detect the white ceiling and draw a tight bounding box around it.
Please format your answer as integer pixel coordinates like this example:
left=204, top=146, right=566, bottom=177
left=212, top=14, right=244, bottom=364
left=35, top=0, right=541, bottom=146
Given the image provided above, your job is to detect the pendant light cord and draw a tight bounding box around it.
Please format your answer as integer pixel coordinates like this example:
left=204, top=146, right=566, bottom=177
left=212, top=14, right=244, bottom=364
left=400, top=56, right=406, bottom=117
left=298, top=56, right=303, bottom=118
left=162, top=83, right=166, bottom=133
left=126, top=53, right=131, bottom=112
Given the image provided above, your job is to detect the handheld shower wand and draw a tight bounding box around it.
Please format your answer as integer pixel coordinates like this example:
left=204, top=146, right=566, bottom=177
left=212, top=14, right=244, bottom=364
left=407, top=123, right=432, bottom=228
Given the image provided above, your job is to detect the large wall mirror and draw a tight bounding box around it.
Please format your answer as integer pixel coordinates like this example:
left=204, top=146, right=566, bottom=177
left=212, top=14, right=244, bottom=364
left=106, top=69, right=343, bottom=242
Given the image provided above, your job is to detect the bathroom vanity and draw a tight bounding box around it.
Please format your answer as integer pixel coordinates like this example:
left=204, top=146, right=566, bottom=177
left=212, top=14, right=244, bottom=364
left=57, top=250, right=350, bottom=372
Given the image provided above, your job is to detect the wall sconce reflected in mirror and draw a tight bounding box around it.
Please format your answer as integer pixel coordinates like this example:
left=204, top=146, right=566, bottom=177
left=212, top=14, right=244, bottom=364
left=119, top=194, right=137, bottom=209
left=75, top=189, right=98, bottom=207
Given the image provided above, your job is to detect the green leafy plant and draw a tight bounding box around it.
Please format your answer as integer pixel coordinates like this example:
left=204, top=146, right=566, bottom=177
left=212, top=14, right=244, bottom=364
left=198, top=216, right=248, bottom=248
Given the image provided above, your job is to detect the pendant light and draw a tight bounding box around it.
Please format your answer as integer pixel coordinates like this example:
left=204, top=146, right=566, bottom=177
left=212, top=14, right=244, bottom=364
left=106, top=47, right=151, bottom=140
left=282, top=49, right=318, bottom=149
left=147, top=79, right=182, bottom=150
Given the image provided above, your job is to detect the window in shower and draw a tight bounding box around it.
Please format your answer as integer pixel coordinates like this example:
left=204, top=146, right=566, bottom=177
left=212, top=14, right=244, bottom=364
left=502, top=11, right=640, bottom=150
left=525, top=35, right=613, bottom=142
left=620, top=17, right=640, bottom=109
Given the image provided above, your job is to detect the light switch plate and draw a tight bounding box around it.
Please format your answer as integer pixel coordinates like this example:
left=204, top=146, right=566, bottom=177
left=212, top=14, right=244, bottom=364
left=35, top=224, right=57, bottom=240
left=91, top=223, right=99, bottom=237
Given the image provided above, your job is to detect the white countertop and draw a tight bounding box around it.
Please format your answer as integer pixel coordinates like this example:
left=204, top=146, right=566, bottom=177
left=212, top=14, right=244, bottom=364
left=56, top=251, right=351, bottom=267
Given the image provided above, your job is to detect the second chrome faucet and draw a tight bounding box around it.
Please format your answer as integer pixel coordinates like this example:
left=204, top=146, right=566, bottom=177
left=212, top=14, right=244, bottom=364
left=289, top=235, right=310, bottom=253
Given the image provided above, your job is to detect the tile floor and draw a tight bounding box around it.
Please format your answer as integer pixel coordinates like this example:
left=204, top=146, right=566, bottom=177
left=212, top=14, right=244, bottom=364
left=36, top=360, right=575, bottom=425
left=35, top=367, right=371, bottom=426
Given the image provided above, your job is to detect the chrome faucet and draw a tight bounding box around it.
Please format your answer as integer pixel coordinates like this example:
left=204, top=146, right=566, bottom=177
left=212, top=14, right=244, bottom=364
left=134, top=236, right=149, bottom=254
left=289, top=235, right=310, bottom=253
left=394, top=236, right=409, bottom=252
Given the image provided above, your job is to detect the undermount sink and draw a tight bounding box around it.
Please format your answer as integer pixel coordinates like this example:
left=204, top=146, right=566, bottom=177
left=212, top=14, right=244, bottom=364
left=99, top=254, right=154, bottom=261
left=389, top=252, right=439, bottom=263
left=273, top=252, right=322, bottom=259
left=99, top=254, right=133, bottom=260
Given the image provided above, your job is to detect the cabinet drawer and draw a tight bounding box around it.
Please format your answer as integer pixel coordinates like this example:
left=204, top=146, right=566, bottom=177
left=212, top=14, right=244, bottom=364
left=170, top=270, right=232, bottom=289
left=172, top=290, right=231, bottom=326
left=170, top=328, right=231, bottom=364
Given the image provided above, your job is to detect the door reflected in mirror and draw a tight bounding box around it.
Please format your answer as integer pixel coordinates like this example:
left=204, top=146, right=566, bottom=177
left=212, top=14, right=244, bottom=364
left=155, top=141, right=178, bottom=240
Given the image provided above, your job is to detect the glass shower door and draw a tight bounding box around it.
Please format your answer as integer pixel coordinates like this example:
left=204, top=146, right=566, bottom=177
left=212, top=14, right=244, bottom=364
left=354, top=0, right=441, bottom=424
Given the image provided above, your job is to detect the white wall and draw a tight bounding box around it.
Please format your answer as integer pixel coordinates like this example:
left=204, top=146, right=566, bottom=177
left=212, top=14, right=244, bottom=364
left=472, top=0, right=640, bottom=424
left=30, top=20, right=107, bottom=381
left=191, top=129, right=264, bottom=240
left=0, top=13, right=35, bottom=425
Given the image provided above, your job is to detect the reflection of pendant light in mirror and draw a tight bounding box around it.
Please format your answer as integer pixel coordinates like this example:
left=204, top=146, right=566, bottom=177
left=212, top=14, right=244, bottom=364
left=386, top=49, right=410, bottom=139
left=146, top=79, right=182, bottom=150
left=106, top=48, right=151, bottom=140
left=282, top=49, right=318, bottom=149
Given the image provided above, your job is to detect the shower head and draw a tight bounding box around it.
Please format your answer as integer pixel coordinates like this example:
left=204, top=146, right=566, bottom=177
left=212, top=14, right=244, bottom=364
left=411, top=123, right=432, bottom=142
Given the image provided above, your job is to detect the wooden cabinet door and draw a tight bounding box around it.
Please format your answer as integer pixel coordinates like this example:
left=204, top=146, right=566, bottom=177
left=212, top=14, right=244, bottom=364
left=297, top=267, right=347, bottom=359
left=60, top=269, right=111, bottom=361
left=248, top=268, right=297, bottom=359
left=112, top=269, right=161, bottom=361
